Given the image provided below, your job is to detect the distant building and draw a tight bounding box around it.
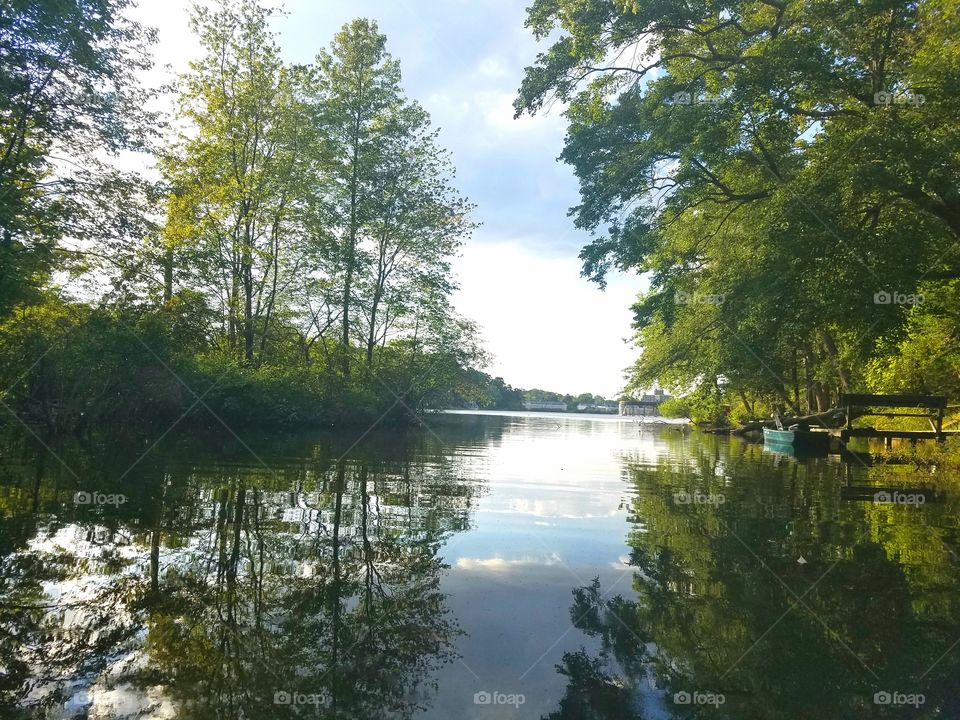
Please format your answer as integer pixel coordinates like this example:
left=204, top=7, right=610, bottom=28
left=619, top=388, right=666, bottom=416
left=523, top=400, right=568, bottom=412
left=576, top=403, right=618, bottom=413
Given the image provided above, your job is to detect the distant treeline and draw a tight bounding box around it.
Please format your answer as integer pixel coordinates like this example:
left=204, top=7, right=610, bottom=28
left=443, top=370, right=616, bottom=411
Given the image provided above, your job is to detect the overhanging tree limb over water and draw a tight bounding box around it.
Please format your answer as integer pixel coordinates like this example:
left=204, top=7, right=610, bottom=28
left=515, top=0, right=960, bottom=424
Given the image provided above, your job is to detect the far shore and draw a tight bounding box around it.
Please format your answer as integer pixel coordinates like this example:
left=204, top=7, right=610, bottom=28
left=438, top=409, right=690, bottom=423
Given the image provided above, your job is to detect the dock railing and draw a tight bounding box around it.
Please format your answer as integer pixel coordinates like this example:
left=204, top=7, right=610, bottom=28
left=838, top=393, right=948, bottom=442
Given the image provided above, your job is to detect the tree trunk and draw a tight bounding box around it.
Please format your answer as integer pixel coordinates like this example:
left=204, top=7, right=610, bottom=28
left=366, top=285, right=382, bottom=366
left=258, top=221, right=283, bottom=358
left=791, top=349, right=801, bottom=414
left=241, top=214, right=255, bottom=363
left=803, top=350, right=816, bottom=415
left=730, top=407, right=849, bottom=435
left=163, top=244, right=173, bottom=304
left=341, top=84, right=364, bottom=379
left=814, top=381, right=830, bottom=412
left=243, top=255, right=254, bottom=363
left=341, top=237, right=355, bottom=377
left=822, top=330, right=850, bottom=393
left=229, top=274, right=239, bottom=351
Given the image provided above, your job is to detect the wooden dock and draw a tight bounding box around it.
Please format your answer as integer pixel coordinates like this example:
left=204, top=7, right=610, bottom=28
left=837, top=427, right=960, bottom=441
left=837, top=393, right=952, bottom=445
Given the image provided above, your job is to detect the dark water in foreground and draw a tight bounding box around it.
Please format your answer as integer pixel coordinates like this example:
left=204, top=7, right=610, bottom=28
left=1, top=411, right=959, bottom=719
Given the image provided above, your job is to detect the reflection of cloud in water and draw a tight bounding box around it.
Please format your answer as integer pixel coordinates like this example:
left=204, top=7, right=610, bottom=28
left=451, top=414, right=678, bottom=521
left=455, top=552, right=562, bottom=572
left=64, top=683, right=178, bottom=720
left=496, top=498, right=623, bottom=520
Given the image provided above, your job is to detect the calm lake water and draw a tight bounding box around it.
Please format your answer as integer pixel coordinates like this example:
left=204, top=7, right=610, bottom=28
left=2, top=410, right=959, bottom=718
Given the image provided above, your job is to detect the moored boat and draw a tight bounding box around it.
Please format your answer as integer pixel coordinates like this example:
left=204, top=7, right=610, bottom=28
left=763, top=427, right=831, bottom=452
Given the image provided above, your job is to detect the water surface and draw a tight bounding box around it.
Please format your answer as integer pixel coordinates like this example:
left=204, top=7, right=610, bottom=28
left=1, top=411, right=958, bottom=718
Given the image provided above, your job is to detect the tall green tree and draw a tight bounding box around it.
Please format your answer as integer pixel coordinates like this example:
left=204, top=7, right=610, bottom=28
left=309, top=19, right=402, bottom=377
left=164, top=0, right=309, bottom=363
left=305, top=19, right=476, bottom=379
left=356, top=102, right=474, bottom=367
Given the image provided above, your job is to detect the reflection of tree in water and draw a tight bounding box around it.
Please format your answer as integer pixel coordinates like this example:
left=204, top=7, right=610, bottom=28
left=0, top=433, right=474, bottom=719
left=541, top=581, right=646, bottom=720
left=544, top=441, right=960, bottom=719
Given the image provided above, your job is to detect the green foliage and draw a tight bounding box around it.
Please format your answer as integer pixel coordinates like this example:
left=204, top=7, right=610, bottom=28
left=523, top=387, right=565, bottom=403
left=307, top=17, right=477, bottom=372
left=0, top=0, right=483, bottom=434
left=0, top=293, right=487, bottom=431
left=656, top=396, right=691, bottom=419
left=866, top=281, right=960, bottom=398
left=517, top=0, right=960, bottom=414
left=472, top=374, right=526, bottom=409
left=0, top=298, right=208, bottom=431
left=0, top=0, right=156, bottom=315
left=670, top=382, right=730, bottom=426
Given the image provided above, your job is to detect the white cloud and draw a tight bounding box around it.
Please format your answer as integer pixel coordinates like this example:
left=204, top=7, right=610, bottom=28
left=453, top=240, right=643, bottom=396
left=476, top=56, right=510, bottom=79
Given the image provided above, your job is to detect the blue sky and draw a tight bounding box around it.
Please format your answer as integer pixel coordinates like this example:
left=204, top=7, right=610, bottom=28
left=135, top=0, right=643, bottom=397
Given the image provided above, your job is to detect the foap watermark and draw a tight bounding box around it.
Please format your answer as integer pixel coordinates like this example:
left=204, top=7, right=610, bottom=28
left=675, top=291, right=725, bottom=305
left=673, top=491, right=726, bottom=506
left=874, top=490, right=926, bottom=506
left=874, top=290, right=924, bottom=306
left=74, top=491, right=127, bottom=506
left=473, top=690, right=525, bottom=708
left=670, top=91, right=723, bottom=106
left=873, top=690, right=925, bottom=707
left=274, top=690, right=328, bottom=706
left=873, top=90, right=925, bottom=107
left=673, top=690, right=725, bottom=707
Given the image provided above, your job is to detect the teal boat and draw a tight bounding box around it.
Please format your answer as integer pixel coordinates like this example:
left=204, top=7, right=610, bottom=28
left=763, top=427, right=831, bottom=452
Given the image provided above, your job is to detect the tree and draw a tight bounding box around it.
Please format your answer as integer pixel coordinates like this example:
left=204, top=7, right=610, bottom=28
left=308, top=19, right=402, bottom=377
left=301, top=18, right=476, bottom=381
left=356, top=102, right=474, bottom=367
left=0, top=1, right=484, bottom=433
left=163, top=0, right=310, bottom=363
left=515, top=0, right=960, bottom=412
left=0, top=0, right=156, bottom=315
